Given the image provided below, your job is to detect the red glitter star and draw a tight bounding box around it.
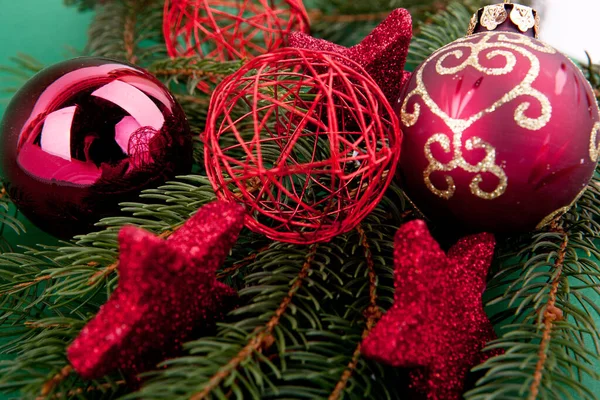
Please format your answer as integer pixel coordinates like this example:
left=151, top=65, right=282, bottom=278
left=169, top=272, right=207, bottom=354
left=289, top=8, right=413, bottom=103
left=68, top=201, right=245, bottom=380
left=362, top=220, right=499, bottom=399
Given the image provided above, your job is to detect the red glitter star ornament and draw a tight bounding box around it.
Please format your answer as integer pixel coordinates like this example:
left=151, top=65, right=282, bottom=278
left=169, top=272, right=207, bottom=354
left=362, top=220, right=500, bottom=399
left=67, top=201, right=245, bottom=380
left=289, top=8, right=412, bottom=103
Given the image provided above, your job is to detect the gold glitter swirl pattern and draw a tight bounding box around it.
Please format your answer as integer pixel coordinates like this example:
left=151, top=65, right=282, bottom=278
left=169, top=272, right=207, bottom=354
left=401, top=33, right=556, bottom=200
left=590, top=122, right=600, bottom=162
left=436, top=49, right=517, bottom=76
left=423, top=134, right=507, bottom=200
left=424, top=134, right=455, bottom=199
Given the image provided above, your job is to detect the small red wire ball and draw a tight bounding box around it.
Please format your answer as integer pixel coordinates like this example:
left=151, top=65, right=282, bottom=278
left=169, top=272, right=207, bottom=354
left=205, top=48, right=402, bottom=244
left=163, top=0, right=310, bottom=62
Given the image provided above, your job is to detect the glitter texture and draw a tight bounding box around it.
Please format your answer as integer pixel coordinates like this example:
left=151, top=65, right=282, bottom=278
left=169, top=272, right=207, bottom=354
left=362, top=220, right=499, bottom=400
left=591, top=122, right=600, bottom=162
left=67, top=201, right=245, bottom=380
left=398, top=31, right=600, bottom=232
left=289, top=9, right=412, bottom=104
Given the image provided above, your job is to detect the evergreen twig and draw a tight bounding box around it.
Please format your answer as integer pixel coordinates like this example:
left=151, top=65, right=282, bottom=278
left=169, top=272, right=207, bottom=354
left=191, top=245, right=318, bottom=400
left=528, top=230, right=568, bottom=400
left=328, top=224, right=381, bottom=400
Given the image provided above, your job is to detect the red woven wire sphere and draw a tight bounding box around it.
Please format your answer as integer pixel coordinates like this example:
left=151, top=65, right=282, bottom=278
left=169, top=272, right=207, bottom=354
left=163, top=0, right=310, bottom=62
left=204, top=48, right=402, bottom=244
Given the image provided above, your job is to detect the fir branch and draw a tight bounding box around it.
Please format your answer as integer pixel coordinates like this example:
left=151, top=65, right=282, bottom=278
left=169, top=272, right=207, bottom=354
left=40, top=365, right=73, bottom=397
left=408, top=2, right=474, bottom=67
left=328, top=224, right=381, bottom=400
left=584, top=52, right=600, bottom=101
left=123, top=0, right=138, bottom=64
left=87, top=0, right=166, bottom=66
left=467, top=169, right=600, bottom=400
left=0, top=54, right=44, bottom=97
left=149, top=57, right=242, bottom=96
left=0, top=184, right=25, bottom=248
left=191, top=244, right=318, bottom=400
left=130, top=188, right=407, bottom=400
left=87, top=225, right=180, bottom=285
left=216, top=246, right=270, bottom=280
left=0, top=179, right=407, bottom=399
left=41, top=379, right=126, bottom=400
left=528, top=230, right=568, bottom=400
left=0, top=176, right=219, bottom=398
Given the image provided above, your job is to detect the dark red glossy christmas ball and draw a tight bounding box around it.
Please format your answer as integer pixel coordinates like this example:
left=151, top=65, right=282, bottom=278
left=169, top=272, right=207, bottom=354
left=0, top=57, right=192, bottom=238
left=398, top=32, right=600, bottom=233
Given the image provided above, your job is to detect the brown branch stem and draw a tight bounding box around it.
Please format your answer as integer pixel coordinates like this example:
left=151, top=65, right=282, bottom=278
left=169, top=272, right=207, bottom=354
left=123, top=0, right=138, bottom=64
left=37, top=379, right=126, bottom=400
left=528, top=231, right=568, bottom=400
left=190, top=244, right=319, bottom=400
left=152, top=68, right=228, bottom=79
left=216, top=246, right=270, bottom=279
left=39, top=365, right=73, bottom=397
left=329, top=225, right=381, bottom=400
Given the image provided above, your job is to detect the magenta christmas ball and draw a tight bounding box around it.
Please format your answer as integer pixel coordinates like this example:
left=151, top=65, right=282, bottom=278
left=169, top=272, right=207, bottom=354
left=0, top=57, right=192, bottom=238
left=398, top=31, right=600, bottom=233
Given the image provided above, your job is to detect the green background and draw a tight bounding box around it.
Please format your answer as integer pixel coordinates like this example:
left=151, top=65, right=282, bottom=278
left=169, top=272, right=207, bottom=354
left=0, top=0, right=93, bottom=246
left=0, top=1, right=599, bottom=399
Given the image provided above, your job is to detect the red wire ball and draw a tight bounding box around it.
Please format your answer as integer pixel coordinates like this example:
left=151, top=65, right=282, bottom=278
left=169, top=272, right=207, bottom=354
left=163, top=0, right=310, bottom=62
left=204, top=48, right=402, bottom=244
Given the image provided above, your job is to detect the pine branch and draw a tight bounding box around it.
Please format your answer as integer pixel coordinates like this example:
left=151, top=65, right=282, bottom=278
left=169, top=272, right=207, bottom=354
left=528, top=231, right=569, bottom=400
left=0, top=176, right=220, bottom=397
left=309, top=0, right=447, bottom=47
left=328, top=224, right=382, bottom=400
left=191, top=244, right=319, bottom=400
left=0, top=54, right=44, bottom=96
left=0, top=177, right=408, bottom=399
left=467, top=168, right=600, bottom=400
left=87, top=0, right=166, bottom=66
left=122, top=186, right=408, bottom=400
left=0, top=184, right=25, bottom=250
left=149, top=57, right=242, bottom=97
left=584, top=52, right=600, bottom=101
left=408, top=2, right=475, bottom=68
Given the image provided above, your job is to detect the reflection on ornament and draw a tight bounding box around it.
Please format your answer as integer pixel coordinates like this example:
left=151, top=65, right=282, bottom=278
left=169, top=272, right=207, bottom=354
left=0, top=57, right=192, bottom=238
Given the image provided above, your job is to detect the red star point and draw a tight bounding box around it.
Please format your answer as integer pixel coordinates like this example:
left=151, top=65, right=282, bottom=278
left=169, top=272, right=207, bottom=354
left=289, top=8, right=413, bottom=103
left=362, top=220, right=500, bottom=399
left=68, top=201, right=245, bottom=380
